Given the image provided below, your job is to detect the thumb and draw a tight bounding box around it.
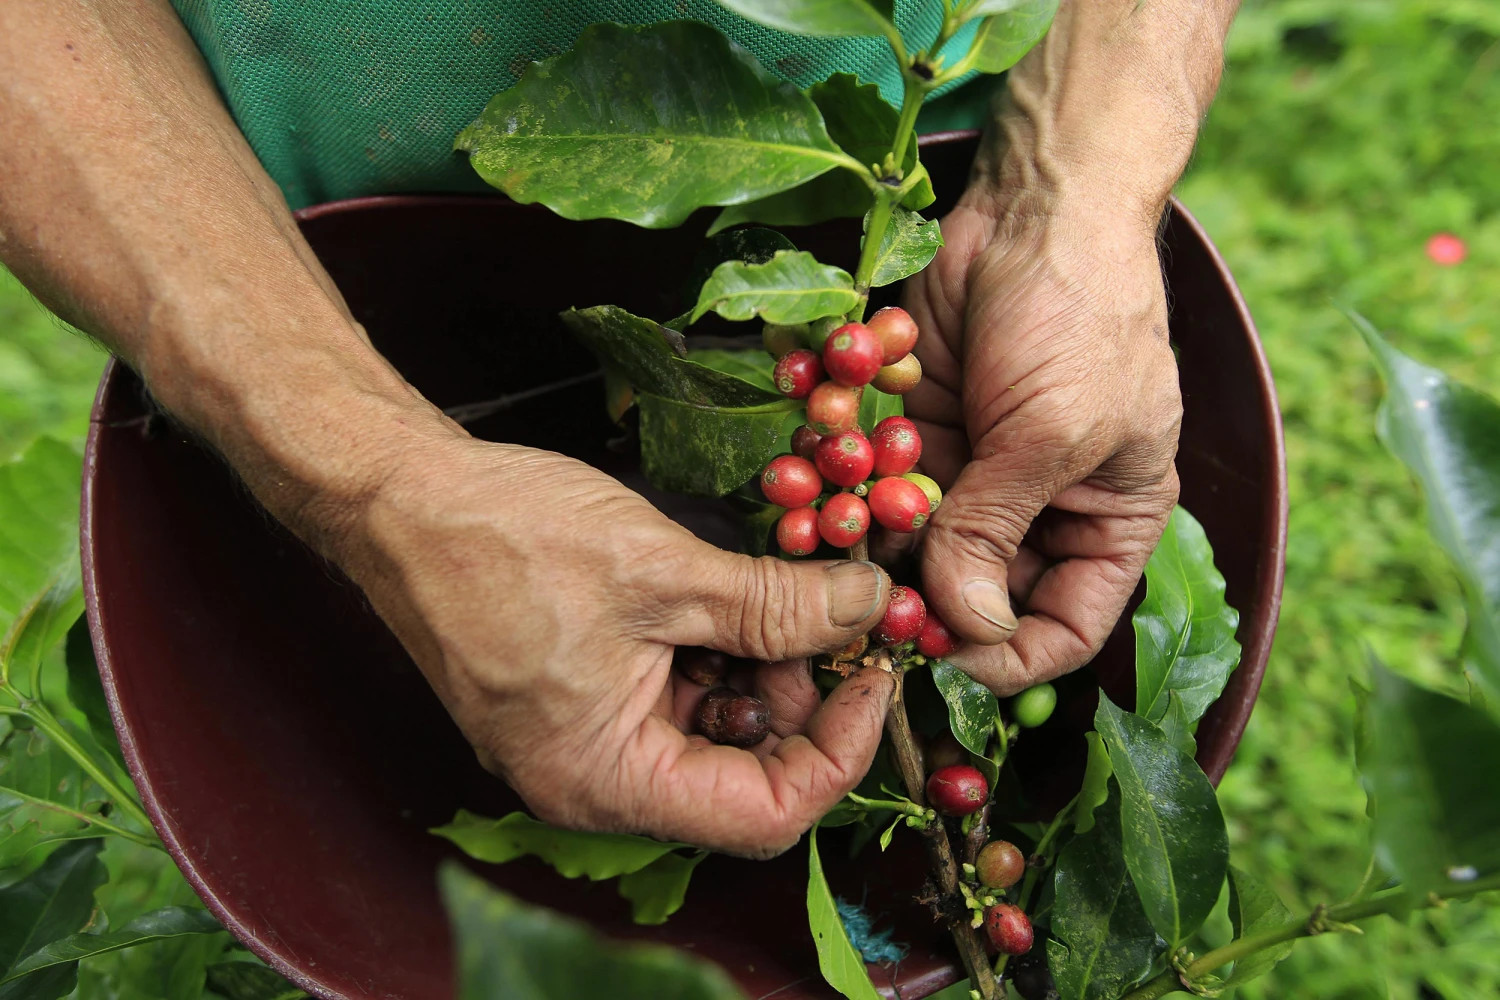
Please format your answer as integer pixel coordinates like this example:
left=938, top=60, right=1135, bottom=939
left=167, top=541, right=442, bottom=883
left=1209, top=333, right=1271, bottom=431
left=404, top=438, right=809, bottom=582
left=656, top=543, right=890, bottom=661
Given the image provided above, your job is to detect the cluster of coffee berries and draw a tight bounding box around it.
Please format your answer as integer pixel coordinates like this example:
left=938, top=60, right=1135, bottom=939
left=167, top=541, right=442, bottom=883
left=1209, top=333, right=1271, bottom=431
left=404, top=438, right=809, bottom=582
left=759, top=307, right=942, bottom=554
left=968, top=838, right=1035, bottom=955
left=675, top=647, right=772, bottom=748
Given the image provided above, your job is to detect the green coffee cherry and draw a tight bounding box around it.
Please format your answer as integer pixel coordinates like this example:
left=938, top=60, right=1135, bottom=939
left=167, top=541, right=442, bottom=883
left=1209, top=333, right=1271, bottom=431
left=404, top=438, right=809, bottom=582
left=806, top=316, right=842, bottom=353
left=1011, top=683, right=1057, bottom=729
left=762, top=322, right=808, bottom=358
left=901, top=472, right=943, bottom=512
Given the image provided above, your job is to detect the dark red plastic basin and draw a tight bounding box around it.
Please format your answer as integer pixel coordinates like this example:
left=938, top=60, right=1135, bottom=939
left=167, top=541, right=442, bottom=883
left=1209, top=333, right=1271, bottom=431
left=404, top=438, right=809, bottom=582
left=81, top=134, right=1286, bottom=1000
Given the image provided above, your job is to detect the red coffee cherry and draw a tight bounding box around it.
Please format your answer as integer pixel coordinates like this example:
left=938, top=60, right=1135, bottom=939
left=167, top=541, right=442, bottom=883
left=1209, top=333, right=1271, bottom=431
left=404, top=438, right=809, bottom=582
left=901, top=472, right=943, bottom=512
left=870, top=416, right=922, bottom=477
left=806, top=382, right=862, bottom=435
left=696, top=687, right=771, bottom=748
left=814, top=431, right=875, bottom=488
left=776, top=506, right=821, bottom=556
left=760, top=455, right=821, bottom=509
left=762, top=322, right=805, bottom=358
left=976, top=840, right=1026, bottom=890
left=871, top=353, right=922, bottom=394
left=818, top=492, right=870, bottom=547
left=984, top=903, right=1034, bottom=955
left=915, top=612, right=960, bottom=659
left=822, top=323, right=884, bottom=387
left=873, top=585, right=926, bottom=645
left=926, top=764, right=988, bottom=816
left=791, top=424, right=821, bottom=461
left=868, top=476, right=931, bottom=532
left=867, top=306, right=920, bottom=364
left=774, top=349, right=824, bottom=399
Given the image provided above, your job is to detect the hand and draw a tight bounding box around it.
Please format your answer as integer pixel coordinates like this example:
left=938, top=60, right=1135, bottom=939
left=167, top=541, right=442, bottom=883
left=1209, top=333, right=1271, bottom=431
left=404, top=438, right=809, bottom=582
left=899, top=195, right=1182, bottom=695
left=330, top=434, right=894, bottom=856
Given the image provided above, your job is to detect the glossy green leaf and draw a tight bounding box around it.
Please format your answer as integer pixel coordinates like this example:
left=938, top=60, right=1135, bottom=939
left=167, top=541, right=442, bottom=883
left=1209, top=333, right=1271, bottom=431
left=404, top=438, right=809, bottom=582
left=1357, top=316, right=1500, bottom=699
left=685, top=229, right=800, bottom=306
left=0, top=840, right=104, bottom=1000
left=930, top=659, right=999, bottom=756
left=1221, top=866, right=1294, bottom=987
left=0, top=438, right=82, bottom=680
left=64, top=623, right=125, bottom=776
left=1048, top=788, right=1159, bottom=1000
left=639, top=395, right=803, bottom=497
left=968, top=0, right=1060, bottom=74
left=1074, top=732, right=1113, bottom=835
left=690, top=251, right=861, bottom=326
left=856, top=385, right=904, bottom=435
left=709, top=0, right=896, bottom=39
left=807, top=826, right=881, bottom=1000
left=455, top=22, right=854, bottom=229
left=867, top=207, right=943, bottom=288
left=1133, top=506, right=1242, bottom=734
left=0, top=725, right=114, bottom=872
left=1094, top=697, right=1228, bottom=947
left=1, top=569, right=81, bottom=697
left=685, top=350, right=778, bottom=395
left=441, top=863, right=746, bottom=1000
left=560, top=306, right=781, bottom=408
left=616, top=851, right=707, bottom=926
left=1359, top=664, right=1500, bottom=896
left=2, top=906, right=219, bottom=986
left=431, top=810, right=687, bottom=880
left=708, top=74, right=933, bottom=233
left=204, top=961, right=308, bottom=1000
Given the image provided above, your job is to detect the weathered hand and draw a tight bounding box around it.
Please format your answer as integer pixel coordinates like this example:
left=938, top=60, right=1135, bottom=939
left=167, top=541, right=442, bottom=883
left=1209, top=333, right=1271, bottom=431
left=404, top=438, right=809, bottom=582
left=335, top=436, right=893, bottom=856
left=900, top=197, right=1182, bottom=694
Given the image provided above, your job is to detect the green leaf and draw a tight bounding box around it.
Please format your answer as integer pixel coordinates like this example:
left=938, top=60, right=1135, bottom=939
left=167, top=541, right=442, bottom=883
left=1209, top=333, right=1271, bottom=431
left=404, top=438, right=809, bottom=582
left=930, top=659, right=999, bottom=756
left=739, top=501, right=784, bottom=558
left=0, top=840, right=105, bottom=1000
left=431, top=810, right=688, bottom=880
left=1221, top=866, right=1294, bottom=987
left=64, top=623, right=125, bottom=776
left=690, top=251, right=861, bottom=326
left=1133, top=506, right=1242, bottom=734
left=560, top=306, right=781, bottom=408
left=1, top=568, right=81, bottom=697
left=2, top=906, right=219, bottom=986
left=617, top=852, right=707, bottom=926
left=1358, top=664, right=1500, bottom=896
left=1048, top=788, right=1160, bottom=1000
left=708, top=74, right=933, bottom=233
left=856, top=385, right=903, bottom=435
left=1094, top=697, right=1228, bottom=947
left=1074, top=732, right=1113, bottom=835
left=204, top=961, right=308, bottom=1000
left=968, top=0, right=1060, bottom=74
left=685, top=350, right=778, bottom=395
left=441, top=863, right=746, bottom=1000
left=455, top=21, right=853, bottom=229
left=685, top=229, right=800, bottom=305
left=639, top=395, right=803, bottom=497
left=0, top=438, right=83, bottom=686
left=1356, top=315, right=1500, bottom=699
left=709, top=0, right=896, bottom=39
left=867, top=207, right=943, bottom=288
left=0, top=725, right=113, bottom=872
left=806, top=826, right=881, bottom=1000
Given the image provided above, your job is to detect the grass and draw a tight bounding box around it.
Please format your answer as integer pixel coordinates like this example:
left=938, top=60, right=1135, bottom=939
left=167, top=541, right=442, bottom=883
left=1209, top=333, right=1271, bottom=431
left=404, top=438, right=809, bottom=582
left=1, top=1, right=1497, bottom=995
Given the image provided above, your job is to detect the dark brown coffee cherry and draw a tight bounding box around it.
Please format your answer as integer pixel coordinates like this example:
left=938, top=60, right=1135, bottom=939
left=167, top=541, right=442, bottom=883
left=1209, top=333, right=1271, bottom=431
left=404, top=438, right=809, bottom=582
left=696, top=686, right=771, bottom=748
left=673, top=646, right=731, bottom=687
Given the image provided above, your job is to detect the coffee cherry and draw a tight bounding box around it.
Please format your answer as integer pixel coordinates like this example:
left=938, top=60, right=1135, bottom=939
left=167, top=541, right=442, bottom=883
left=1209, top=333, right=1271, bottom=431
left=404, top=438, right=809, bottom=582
left=806, top=316, right=842, bottom=353
left=774, top=349, right=824, bottom=399
left=873, top=585, right=926, bottom=645
left=791, top=425, right=821, bottom=461
left=806, top=382, right=863, bottom=435
left=673, top=646, right=731, bottom=687
left=1011, top=683, right=1058, bottom=729
left=926, top=764, right=988, bottom=816
left=760, top=455, right=822, bottom=509
left=870, top=416, right=922, bottom=477
left=1009, top=952, right=1058, bottom=1000
left=984, top=903, right=1034, bottom=955
left=925, top=732, right=967, bottom=772
left=696, top=686, right=771, bottom=748
left=916, top=612, right=960, bottom=659
left=762, top=322, right=806, bottom=358
left=871, top=353, right=922, bottom=394
left=818, top=493, right=870, bottom=547
left=777, top=506, right=821, bottom=556
left=822, top=323, right=884, bottom=387
left=901, top=472, right=943, bottom=512
left=867, top=306, right=920, bottom=364
left=976, top=840, right=1026, bottom=890
left=815, top=431, right=875, bottom=488
left=868, top=476, right=931, bottom=532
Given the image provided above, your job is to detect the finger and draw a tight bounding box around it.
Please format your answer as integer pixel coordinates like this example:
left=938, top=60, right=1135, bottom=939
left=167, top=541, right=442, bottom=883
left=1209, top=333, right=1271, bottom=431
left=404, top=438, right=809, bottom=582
left=653, top=543, right=891, bottom=662
left=753, top=658, right=822, bottom=738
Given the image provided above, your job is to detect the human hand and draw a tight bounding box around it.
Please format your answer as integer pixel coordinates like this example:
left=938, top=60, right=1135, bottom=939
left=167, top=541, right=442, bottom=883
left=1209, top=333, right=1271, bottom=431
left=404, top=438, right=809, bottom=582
left=330, top=434, right=894, bottom=856
left=899, top=197, right=1181, bottom=695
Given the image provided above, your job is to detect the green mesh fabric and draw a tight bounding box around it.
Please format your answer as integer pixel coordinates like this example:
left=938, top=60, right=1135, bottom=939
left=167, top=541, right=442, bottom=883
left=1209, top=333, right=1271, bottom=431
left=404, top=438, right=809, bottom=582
left=170, top=1, right=996, bottom=210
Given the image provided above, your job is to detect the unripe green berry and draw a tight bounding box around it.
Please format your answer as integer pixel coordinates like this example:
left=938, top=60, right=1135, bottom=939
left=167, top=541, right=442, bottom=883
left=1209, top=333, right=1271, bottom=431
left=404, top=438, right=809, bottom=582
left=1011, top=683, right=1057, bottom=729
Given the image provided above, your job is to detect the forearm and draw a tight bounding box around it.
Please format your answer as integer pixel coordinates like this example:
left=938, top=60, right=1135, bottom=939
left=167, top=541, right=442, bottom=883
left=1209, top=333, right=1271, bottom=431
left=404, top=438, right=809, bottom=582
left=0, top=0, right=452, bottom=553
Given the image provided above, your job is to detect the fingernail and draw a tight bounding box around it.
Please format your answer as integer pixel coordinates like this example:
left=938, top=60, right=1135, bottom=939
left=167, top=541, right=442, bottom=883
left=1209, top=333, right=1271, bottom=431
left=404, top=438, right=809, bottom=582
left=828, top=560, right=887, bottom=627
left=962, top=579, right=1018, bottom=635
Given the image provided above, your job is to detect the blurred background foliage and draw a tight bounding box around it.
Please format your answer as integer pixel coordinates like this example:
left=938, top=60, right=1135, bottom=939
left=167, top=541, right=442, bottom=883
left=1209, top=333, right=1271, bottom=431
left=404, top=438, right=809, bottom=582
left=1, top=0, right=1497, bottom=995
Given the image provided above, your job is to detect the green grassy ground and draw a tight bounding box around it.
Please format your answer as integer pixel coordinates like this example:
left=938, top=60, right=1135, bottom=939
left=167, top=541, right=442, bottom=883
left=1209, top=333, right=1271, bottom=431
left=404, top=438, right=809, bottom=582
left=2, top=1, right=1497, bottom=995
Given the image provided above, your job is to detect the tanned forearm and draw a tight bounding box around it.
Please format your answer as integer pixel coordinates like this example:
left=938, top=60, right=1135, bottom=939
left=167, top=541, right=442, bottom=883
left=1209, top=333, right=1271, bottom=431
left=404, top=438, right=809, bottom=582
left=0, top=0, right=454, bottom=554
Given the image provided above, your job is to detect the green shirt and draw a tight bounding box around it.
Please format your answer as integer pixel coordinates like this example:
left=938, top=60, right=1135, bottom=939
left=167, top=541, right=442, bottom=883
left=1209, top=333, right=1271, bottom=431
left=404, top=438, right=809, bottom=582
left=170, top=1, right=994, bottom=209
